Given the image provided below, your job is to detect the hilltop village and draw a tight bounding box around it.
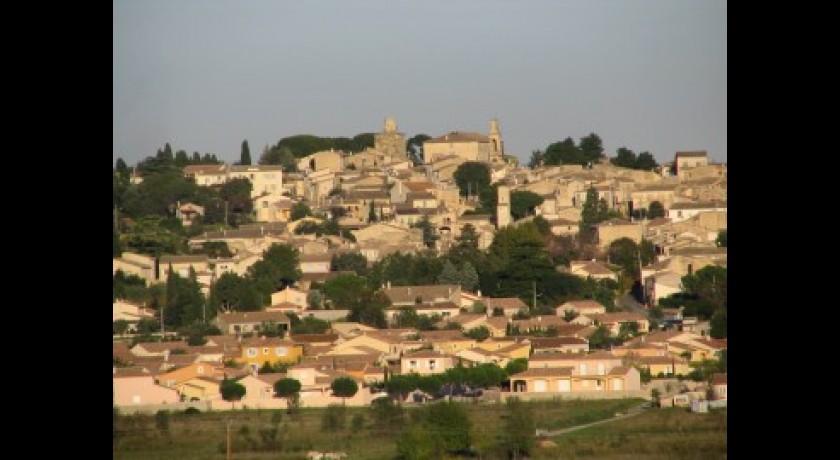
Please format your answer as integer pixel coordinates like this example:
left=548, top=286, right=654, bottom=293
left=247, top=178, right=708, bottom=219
left=113, top=118, right=727, bottom=413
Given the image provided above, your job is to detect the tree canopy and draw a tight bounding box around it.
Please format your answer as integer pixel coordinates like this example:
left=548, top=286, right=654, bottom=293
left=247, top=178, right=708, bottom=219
left=453, top=161, right=491, bottom=197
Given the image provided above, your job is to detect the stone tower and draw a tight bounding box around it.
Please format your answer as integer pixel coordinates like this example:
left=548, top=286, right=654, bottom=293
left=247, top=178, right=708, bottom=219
left=374, top=117, right=407, bottom=160
left=488, top=118, right=504, bottom=161
left=497, top=185, right=511, bottom=228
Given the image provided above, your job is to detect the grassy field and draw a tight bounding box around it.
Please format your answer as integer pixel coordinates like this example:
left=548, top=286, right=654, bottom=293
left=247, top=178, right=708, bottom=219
left=538, top=407, right=728, bottom=459
left=113, top=398, right=726, bottom=459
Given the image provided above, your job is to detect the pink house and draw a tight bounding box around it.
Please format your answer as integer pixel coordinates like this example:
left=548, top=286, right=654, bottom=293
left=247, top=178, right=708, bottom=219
left=114, top=367, right=180, bottom=406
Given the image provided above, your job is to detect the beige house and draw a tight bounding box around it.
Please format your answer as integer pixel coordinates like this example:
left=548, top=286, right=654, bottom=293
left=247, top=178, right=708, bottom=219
left=158, top=254, right=210, bottom=280
left=667, top=201, right=727, bottom=223
left=644, top=270, right=684, bottom=305
left=555, top=300, right=607, bottom=317
left=184, top=164, right=228, bottom=186
left=674, top=151, right=709, bottom=177
left=509, top=365, right=640, bottom=394
left=583, top=312, right=650, bottom=335
left=400, top=350, right=454, bottom=375
left=270, top=286, right=309, bottom=310
left=214, top=311, right=291, bottom=335
left=423, top=120, right=505, bottom=165
left=228, top=165, right=284, bottom=198
left=297, top=150, right=344, bottom=173
left=483, top=297, right=528, bottom=317
left=630, top=184, right=677, bottom=210
left=113, top=252, right=157, bottom=284
left=711, top=373, right=727, bottom=400
left=568, top=260, right=618, bottom=281
left=384, top=284, right=462, bottom=307
left=529, top=337, right=589, bottom=354
left=594, top=219, right=644, bottom=249
left=174, top=202, right=204, bottom=227
left=113, top=300, right=155, bottom=326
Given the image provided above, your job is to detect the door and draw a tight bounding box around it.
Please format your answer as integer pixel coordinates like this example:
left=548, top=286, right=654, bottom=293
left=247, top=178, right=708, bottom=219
left=558, top=380, right=571, bottom=392
left=534, top=380, right=547, bottom=392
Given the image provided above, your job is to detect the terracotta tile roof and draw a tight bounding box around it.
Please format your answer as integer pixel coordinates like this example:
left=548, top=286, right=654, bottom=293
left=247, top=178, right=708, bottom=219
left=529, top=337, right=588, bottom=348
left=292, top=334, right=339, bottom=344
left=402, top=182, right=435, bottom=192
left=607, top=366, right=632, bottom=376
left=530, top=350, right=618, bottom=362
left=113, top=366, right=153, bottom=378
left=675, top=151, right=708, bottom=158
left=216, top=311, right=291, bottom=326
left=256, top=373, right=286, bottom=387
left=425, top=132, right=490, bottom=143
left=421, top=330, right=470, bottom=342
left=510, top=367, right=574, bottom=378
left=483, top=297, right=527, bottom=310
left=183, top=164, right=228, bottom=175
left=159, top=254, right=208, bottom=264
left=711, top=372, right=727, bottom=385
left=440, top=314, right=486, bottom=326
left=403, top=350, right=450, bottom=359
left=485, top=317, right=509, bottom=330
left=241, top=337, right=300, bottom=348
left=558, top=300, right=605, bottom=310
left=585, top=312, right=648, bottom=323
left=384, top=285, right=460, bottom=304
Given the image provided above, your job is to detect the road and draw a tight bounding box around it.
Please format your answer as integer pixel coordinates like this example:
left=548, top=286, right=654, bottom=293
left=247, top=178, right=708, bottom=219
left=541, top=401, right=650, bottom=437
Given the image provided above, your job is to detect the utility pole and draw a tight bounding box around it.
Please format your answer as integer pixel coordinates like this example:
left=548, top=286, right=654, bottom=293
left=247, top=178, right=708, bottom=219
left=226, top=420, right=232, bottom=460
left=532, top=281, right=537, bottom=311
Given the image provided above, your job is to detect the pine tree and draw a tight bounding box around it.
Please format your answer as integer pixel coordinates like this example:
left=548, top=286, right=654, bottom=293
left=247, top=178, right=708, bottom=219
left=240, top=140, right=252, bottom=165
left=460, top=262, right=479, bottom=291
left=437, top=260, right=461, bottom=285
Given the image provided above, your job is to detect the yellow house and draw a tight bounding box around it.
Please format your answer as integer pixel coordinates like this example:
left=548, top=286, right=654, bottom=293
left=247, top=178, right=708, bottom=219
left=495, top=341, right=532, bottom=360
left=156, top=362, right=220, bottom=388
left=238, top=337, right=303, bottom=372
left=420, top=330, right=477, bottom=355
left=175, top=376, right=221, bottom=401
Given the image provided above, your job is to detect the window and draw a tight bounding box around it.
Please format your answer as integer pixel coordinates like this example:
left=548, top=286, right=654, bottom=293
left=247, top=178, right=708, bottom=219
left=410, top=360, right=417, bottom=369
left=263, top=348, right=270, bottom=355
left=262, top=202, right=268, bottom=208
left=429, top=360, right=437, bottom=370
left=197, top=366, right=204, bottom=374
left=250, top=174, right=255, bottom=180
left=275, top=347, right=288, bottom=356
left=247, top=348, right=258, bottom=357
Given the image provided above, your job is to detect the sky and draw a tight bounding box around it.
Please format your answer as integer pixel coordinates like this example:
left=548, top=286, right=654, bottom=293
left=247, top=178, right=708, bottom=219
left=114, top=0, right=726, bottom=167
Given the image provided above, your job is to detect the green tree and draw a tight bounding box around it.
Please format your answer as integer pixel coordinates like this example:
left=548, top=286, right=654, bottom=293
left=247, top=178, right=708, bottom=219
left=710, top=308, right=727, bottom=338
left=115, top=157, right=130, bottom=176
left=396, top=424, right=444, bottom=460
left=273, top=378, right=301, bottom=413
left=464, top=326, right=490, bottom=341
left=682, top=266, right=727, bottom=311
left=414, top=214, right=438, bottom=248
left=608, top=237, right=655, bottom=279
left=544, top=137, right=584, bottom=166
left=579, top=133, right=604, bottom=163
left=406, top=134, right=431, bottom=165
left=423, top=402, right=471, bottom=453
left=208, top=272, right=261, bottom=313
left=331, top=252, right=368, bottom=276
left=453, top=161, right=491, bottom=197
left=716, top=230, right=727, bottom=247
left=460, top=261, right=479, bottom=291
left=635, top=151, right=659, bottom=170
left=306, top=290, right=323, bottom=309
left=155, top=410, right=170, bottom=436
left=219, top=178, right=253, bottom=221
left=240, top=140, right=251, bottom=165
left=437, top=259, right=461, bottom=285
left=505, top=358, right=528, bottom=376
left=612, top=147, right=637, bottom=168
left=368, top=200, right=378, bottom=223
left=321, top=404, right=347, bottom=431
left=331, top=377, right=359, bottom=405
left=588, top=325, right=614, bottom=349
left=220, top=378, right=246, bottom=408
left=290, top=202, right=312, bottom=221
left=579, top=187, right=602, bottom=234
left=648, top=201, right=665, bottom=219
left=510, top=190, right=544, bottom=220
left=385, top=375, right=415, bottom=403
left=247, top=244, right=302, bottom=302
left=501, top=397, right=536, bottom=457
left=527, top=149, right=544, bottom=168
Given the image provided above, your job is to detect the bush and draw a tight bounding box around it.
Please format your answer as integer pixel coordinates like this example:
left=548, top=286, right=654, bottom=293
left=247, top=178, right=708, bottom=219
left=155, top=410, right=170, bottom=434
left=182, top=407, right=201, bottom=415
left=321, top=404, right=347, bottom=432
left=351, top=413, right=365, bottom=430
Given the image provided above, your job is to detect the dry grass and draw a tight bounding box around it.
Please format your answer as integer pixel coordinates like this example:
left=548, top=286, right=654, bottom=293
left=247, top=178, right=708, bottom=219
left=113, top=399, right=726, bottom=459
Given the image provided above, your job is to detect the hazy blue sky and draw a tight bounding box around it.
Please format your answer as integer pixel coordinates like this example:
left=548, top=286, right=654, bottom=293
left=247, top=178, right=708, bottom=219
left=114, top=0, right=726, bottom=166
